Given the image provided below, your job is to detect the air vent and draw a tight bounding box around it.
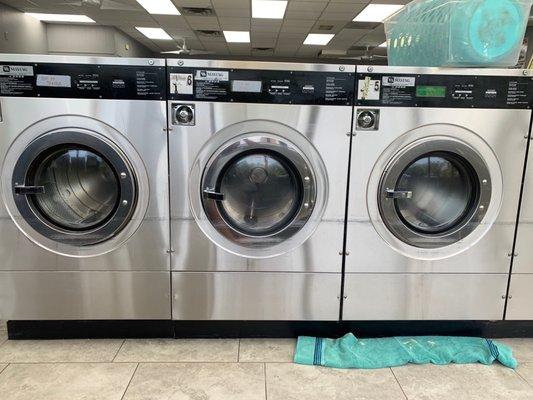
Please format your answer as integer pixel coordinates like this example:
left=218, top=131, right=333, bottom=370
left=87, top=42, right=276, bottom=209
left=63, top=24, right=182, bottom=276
left=196, top=30, right=223, bottom=37
left=253, top=47, right=274, bottom=52
left=318, top=25, right=334, bottom=31
left=181, top=7, right=215, bottom=16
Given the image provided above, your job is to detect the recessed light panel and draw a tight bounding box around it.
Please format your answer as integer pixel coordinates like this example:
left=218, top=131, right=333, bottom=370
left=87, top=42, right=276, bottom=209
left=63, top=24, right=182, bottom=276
left=223, top=31, right=250, bottom=43
left=252, top=0, right=287, bottom=19
left=353, top=4, right=404, bottom=22
left=136, top=27, right=173, bottom=40
left=303, top=33, right=335, bottom=46
left=26, top=13, right=95, bottom=23
left=136, top=0, right=180, bottom=15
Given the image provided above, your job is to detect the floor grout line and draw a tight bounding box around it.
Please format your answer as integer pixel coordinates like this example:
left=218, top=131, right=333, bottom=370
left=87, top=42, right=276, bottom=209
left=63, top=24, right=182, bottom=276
left=119, top=363, right=139, bottom=400
left=390, top=367, right=409, bottom=400
left=263, top=363, right=268, bottom=400
left=237, top=338, right=241, bottom=362
left=0, top=363, right=8, bottom=376
left=112, top=339, right=126, bottom=362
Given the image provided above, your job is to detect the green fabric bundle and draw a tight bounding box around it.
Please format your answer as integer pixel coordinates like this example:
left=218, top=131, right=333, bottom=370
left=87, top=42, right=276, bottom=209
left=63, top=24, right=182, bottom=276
left=294, top=333, right=517, bottom=369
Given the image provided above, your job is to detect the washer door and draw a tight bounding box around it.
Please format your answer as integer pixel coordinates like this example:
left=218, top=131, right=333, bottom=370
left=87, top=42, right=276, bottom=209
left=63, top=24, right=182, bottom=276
left=10, top=131, right=136, bottom=247
left=189, top=121, right=328, bottom=258
left=378, top=138, right=491, bottom=249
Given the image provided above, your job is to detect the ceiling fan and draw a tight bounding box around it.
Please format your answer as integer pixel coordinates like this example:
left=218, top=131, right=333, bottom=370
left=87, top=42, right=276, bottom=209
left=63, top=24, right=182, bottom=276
left=52, top=0, right=140, bottom=11
left=343, top=45, right=387, bottom=61
left=161, top=38, right=215, bottom=56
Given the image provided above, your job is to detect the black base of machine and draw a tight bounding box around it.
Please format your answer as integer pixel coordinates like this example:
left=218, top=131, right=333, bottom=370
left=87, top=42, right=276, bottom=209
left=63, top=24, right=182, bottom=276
left=7, top=320, right=533, bottom=339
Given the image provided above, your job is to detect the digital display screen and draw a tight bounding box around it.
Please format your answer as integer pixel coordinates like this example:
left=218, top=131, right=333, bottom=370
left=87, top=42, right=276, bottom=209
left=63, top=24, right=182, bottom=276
left=416, top=85, right=446, bottom=98
left=231, top=80, right=262, bottom=93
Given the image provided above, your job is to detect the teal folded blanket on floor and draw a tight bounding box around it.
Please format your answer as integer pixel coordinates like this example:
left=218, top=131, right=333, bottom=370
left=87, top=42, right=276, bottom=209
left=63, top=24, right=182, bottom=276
left=294, top=333, right=517, bottom=369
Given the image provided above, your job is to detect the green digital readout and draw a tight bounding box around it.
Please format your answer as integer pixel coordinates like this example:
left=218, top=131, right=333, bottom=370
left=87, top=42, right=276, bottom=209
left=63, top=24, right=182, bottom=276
left=416, top=85, right=447, bottom=98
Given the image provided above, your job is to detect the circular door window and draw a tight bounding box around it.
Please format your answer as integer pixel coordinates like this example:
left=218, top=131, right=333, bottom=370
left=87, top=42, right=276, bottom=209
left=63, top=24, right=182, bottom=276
left=189, top=122, right=328, bottom=259
left=11, top=131, right=136, bottom=247
left=378, top=138, right=491, bottom=249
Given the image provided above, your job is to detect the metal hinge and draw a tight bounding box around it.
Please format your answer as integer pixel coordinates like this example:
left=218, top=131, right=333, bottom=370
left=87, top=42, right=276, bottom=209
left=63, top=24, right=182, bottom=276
left=507, top=252, right=518, bottom=257
left=338, top=250, right=350, bottom=256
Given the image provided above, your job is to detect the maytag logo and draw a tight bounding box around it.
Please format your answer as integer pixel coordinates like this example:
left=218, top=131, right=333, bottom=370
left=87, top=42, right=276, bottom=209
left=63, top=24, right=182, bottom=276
left=382, top=76, right=416, bottom=87
left=0, top=65, right=34, bottom=76
left=3, top=66, right=10, bottom=73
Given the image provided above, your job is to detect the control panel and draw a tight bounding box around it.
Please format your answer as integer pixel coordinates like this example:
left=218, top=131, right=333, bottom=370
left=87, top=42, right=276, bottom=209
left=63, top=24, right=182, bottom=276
left=168, top=67, right=354, bottom=106
left=0, top=62, right=165, bottom=100
left=356, top=72, right=532, bottom=109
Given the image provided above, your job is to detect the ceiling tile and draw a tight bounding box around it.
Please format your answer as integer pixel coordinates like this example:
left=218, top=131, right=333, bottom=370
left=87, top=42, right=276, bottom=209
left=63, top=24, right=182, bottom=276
left=172, top=0, right=213, bottom=7
left=218, top=17, right=251, bottom=30
left=310, top=20, right=348, bottom=33
left=184, top=16, right=220, bottom=30
left=214, top=8, right=251, bottom=17
left=211, top=0, right=250, bottom=8
left=285, top=9, right=323, bottom=19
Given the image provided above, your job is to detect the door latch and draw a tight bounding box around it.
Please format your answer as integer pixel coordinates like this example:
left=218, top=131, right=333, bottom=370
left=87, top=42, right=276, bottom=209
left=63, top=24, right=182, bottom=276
left=385, top=190, right=413, bottom=199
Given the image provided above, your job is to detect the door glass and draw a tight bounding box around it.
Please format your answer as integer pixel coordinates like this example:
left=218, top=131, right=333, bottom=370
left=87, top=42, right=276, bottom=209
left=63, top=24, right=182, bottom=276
left=394, top=153, right=476, bottom=234
left=31, top=146, right=119, bottom=230
left=217, top=151, right=302, bottom=236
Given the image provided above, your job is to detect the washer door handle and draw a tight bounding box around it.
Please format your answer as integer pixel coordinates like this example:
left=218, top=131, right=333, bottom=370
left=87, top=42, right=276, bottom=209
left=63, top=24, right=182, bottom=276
left=203, top=189, right=224, bottom=201
left=14, top=185, right=45, bottom=195
left=385, top=189, right=412, bottom=199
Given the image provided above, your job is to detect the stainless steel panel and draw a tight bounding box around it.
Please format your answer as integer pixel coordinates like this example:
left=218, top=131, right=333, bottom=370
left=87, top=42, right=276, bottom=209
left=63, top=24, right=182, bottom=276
left=357, top=65, right=531, bottom=77
left=343, top=273, right=507, bottom=320
left=168, top=58, right=355, bottom=73
left=506, top=274, right=533, bottom=320
left=346, top=107, right=530, bottom=273
left=0, top=98, right=169, bottom=270
left=0, top=271, right=171, bottom=320
left=0, top=53, right=165, bottom=66
left=170, top=102, right=351, bottom=272
left=172, top=272, right=341, bottom=320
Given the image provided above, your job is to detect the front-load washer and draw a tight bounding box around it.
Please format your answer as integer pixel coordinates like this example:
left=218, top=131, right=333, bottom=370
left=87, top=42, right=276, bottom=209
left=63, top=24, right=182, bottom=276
left=167, top=59, right=354, bottom=321
left=0, top=55, right=170, bottom=320
left=343, top=66, right=532, bottom=321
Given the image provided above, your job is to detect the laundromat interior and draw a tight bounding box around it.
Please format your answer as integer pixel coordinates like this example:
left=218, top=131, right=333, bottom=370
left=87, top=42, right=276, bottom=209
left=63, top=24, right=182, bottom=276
left=0, top=1, right=533, bottom=399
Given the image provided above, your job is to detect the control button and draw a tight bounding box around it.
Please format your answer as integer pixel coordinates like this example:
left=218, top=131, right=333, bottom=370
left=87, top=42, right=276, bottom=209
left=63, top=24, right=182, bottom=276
left=356, top=109, right=380, bottom=131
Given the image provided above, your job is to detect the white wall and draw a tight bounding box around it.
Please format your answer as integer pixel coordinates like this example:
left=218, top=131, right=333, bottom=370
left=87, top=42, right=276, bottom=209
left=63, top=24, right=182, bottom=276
left=0, top=2, right=48, bottom=53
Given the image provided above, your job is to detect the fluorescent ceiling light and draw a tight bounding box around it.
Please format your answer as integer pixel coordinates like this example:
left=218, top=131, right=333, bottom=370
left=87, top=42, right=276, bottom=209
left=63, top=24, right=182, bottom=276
left=303, top=33, right=335, bottom=46
left=26, top=13, right=95, bottom=23
left=223, top=31, right=250, bottom=43
left=136, top=27, right=173, bottom=40
left=136, top=0, right=180, bottom=15
left=252, top=0, right=287, bottom=19
left=379, top=41, right=387, bottom=47
left=353, top=4, right=404, bottom=22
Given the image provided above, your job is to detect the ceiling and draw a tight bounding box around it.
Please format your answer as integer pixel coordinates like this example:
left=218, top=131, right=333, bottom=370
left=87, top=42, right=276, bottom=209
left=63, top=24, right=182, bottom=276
left=0, top=0, right=411, bottom=59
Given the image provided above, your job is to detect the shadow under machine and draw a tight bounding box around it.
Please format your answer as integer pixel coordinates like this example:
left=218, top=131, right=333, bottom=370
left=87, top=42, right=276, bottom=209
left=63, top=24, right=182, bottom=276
left=0, top=55, right=170, bottom=320
left=344, top=66, right=532, bottom=321
left=168, top=59, right=354, bottom=321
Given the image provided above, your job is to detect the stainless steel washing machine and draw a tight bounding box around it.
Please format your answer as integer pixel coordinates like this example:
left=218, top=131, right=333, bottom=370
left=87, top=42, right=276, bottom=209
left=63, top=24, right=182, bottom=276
left=167, top=59, right=354, bottom=320
left=0, top=55, right=170, bottom=320
left=344, top=66, right=532, bottom=321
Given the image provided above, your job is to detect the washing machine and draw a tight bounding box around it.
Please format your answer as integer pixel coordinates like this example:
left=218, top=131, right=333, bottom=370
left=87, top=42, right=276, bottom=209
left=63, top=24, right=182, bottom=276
left=506, top=105, right=533, bottom=320
left=344, top=66, right=532, bottom=321
left=0, top=55, right=170, bottom=320
left=167, top=59, right=354, bottom=321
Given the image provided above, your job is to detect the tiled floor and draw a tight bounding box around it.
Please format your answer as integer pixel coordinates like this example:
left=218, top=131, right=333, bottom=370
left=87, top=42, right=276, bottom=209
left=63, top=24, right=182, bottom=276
left=0, top=332, right=532, bottom=399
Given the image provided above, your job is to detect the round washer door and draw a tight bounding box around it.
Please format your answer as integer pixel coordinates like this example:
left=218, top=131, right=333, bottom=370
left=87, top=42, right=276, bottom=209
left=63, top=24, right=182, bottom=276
left=367, top=127, right=503, bottom=260
left=2, top=119, right=149, bottom=258
left=189, top=121, right=328, bottom=258
left=11, top=131, right=136, bottom=246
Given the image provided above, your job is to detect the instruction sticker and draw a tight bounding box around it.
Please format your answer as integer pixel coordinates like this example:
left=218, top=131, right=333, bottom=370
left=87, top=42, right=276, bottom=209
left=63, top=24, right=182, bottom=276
left=358, top=78, right=381, bottom=100
left=0, top=65, right=34, bottom=76
left=382, top=76, right=416, bottom=87
left=195, top=70, right=229, bottom=81
left=170, top=73, right=193, bottom=95
left=36, top=74, right=72, bottom=88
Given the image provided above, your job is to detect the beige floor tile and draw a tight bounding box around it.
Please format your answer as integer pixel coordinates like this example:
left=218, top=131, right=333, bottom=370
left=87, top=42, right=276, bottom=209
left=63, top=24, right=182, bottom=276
left=266, top=363, right=405, bottom=400
left=516, top=362, right=533, bottom=386
left=0, top=339, right=123, bottom=363
left=239, top=339, right=295, bottom=362
left=0, top=362, right=136, bottom=400
left=123, top=362, right=265, bottom=400
left=498, top=339, right=533, bottom=362
left=0, top=364, right=7, bottom=374
left=0, top=320, right=6, bottom=331
left=114, top=339, right=239, bottom=362
left=0, top=331, right=7, bottom=345
left=393, top=363, right=533, bottom=400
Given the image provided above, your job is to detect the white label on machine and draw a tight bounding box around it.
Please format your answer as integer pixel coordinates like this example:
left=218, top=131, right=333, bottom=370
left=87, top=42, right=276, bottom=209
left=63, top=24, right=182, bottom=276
left=169, top=73, right=193, bottom=94
left=382, top=76, right=416, bottom=87
left=0, top=65, right=34, bottom=76
left=195, top=70, right=229, bottom=81
left=36, top=74, right=72, bottom=88
left=357, top=78, right=381, bottom=100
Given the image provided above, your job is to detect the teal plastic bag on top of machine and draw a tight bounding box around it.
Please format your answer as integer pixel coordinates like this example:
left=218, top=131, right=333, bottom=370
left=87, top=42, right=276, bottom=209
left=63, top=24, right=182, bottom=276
left=384, top=0, right=533, bottom=67
left=294, top=333, right=517, bottom=369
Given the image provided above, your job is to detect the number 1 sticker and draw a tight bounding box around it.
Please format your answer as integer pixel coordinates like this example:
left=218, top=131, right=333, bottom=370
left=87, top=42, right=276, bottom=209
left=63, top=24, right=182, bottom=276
left=170, top=73, right=193, bottom=95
